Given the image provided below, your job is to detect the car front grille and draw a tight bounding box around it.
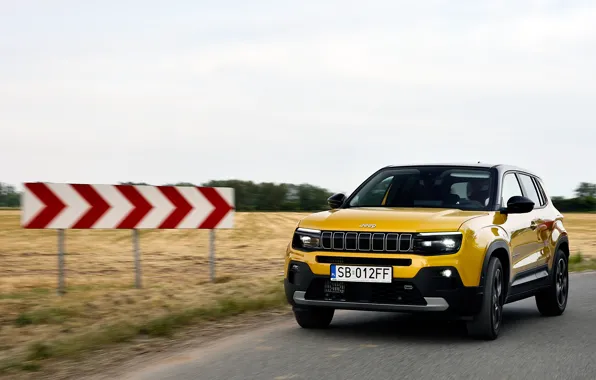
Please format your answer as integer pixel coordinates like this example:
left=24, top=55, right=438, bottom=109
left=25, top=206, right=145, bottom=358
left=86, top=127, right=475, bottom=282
left=320, top=231, right=414, bottom=253
left=305, top=278, right=427, bottom=306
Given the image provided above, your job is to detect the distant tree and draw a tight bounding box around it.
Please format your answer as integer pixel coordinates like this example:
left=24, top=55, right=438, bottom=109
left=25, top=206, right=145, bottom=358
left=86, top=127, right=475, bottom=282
left=297, top=184, right=333, bottom=211
left=552, top=183, right=596, bottom=212
left=255, top=182, right=288, bottom=211
left=0, top=182, right=20, bottom=207
left=575, top=182, right=596, bottom=198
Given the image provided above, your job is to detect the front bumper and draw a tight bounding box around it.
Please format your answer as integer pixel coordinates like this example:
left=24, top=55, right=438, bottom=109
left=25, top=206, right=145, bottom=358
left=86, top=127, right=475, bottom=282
left=285, top=260, right=483, bottom=316
left=293, top=291, right=450, bottom=312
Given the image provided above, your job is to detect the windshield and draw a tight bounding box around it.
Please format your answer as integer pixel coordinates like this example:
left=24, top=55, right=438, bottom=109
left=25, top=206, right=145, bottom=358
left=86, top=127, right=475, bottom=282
left=347, top=166, right=494, bottom=211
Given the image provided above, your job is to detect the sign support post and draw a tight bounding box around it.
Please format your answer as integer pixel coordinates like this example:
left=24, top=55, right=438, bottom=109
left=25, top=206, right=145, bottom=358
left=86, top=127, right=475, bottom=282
left=133, top=229, right=142, bottom=289
left=57, top=229, right=65, bottom=296
left=209, top=230, right=215, bottom=282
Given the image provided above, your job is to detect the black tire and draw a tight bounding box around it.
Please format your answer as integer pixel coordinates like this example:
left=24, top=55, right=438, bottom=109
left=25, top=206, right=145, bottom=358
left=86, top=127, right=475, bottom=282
left=293, top=306, right=334, bottom=329
left=535, top=249, right=569, bottom=316
left=466, top=257, right=505, bottom=340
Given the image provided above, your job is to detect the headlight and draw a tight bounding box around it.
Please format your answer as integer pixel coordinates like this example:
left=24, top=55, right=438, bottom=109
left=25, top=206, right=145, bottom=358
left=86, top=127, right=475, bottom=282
left=292, top=228, right=321, bottom=251
left=412, top=232, right=463, bottom=255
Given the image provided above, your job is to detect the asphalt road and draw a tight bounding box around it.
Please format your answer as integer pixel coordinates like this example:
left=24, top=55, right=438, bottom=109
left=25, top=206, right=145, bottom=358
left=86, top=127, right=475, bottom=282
left=123, top=272, right=596, bottom=380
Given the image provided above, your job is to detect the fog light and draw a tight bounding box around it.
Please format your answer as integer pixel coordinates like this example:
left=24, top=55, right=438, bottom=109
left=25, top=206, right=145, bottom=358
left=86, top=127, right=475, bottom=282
left=440, top=269, right=452, bottom=278
left=289, top=264, right=301, bottom=285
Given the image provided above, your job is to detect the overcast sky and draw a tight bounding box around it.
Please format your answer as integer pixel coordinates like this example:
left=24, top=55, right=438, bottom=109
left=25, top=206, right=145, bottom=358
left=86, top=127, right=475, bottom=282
left=2, top=0, right=595, bottom=198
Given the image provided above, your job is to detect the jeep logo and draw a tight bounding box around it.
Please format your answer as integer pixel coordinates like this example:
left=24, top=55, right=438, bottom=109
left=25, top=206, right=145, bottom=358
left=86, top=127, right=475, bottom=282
left=360, top=224, right=376, bottom=228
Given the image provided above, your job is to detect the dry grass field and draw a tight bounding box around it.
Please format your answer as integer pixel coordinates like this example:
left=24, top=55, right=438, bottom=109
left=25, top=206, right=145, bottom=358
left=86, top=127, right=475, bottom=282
left=0, top=210, right=594, bottom=374
left=0, top=210, right=308, bottom=374
left=563, top=213, right=596, bottom=258
left=0, top=210, right=306, bottom=292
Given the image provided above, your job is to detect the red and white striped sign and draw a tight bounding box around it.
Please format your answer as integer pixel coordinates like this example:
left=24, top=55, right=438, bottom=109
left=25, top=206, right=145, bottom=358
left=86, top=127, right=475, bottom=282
left=21, top=183, right=234, bottom=229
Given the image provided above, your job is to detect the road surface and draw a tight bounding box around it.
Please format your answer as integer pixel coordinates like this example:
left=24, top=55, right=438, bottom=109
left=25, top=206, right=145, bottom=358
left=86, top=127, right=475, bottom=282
left=121, top=272, right=596, bottom=380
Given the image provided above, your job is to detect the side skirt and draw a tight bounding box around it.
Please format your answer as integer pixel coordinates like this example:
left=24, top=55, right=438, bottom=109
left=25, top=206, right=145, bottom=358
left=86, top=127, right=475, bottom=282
left=506, top=265, right=551, bottom=304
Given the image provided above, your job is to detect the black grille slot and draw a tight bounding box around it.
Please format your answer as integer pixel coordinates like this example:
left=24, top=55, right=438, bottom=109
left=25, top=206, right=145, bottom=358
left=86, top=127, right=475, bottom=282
left=319, top=256, right=345, bottom=264
left=386, top=233, right=398, bottom=251
left=317, top=256, right=412, bottom=266
left=321, top=232, right=332, bottom=249
left=345, top=232, right=357, bottom=250
left=305, top=279, right=426, bottom=306
left=333, top=232, right=345, bottom=250
left=399, top=234, right=412, bottom=251
left=372, top=233, right=384, bottom=251
left=358, top=233, right=371, bottom=251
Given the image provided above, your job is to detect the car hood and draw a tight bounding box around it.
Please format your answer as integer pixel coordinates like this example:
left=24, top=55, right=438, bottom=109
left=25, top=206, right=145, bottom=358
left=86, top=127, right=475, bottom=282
left=298, top=207, right=490, bottom=233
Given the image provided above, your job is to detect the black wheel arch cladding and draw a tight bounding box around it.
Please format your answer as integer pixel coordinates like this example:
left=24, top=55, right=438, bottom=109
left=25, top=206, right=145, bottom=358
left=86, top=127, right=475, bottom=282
left=479, top=234, right=570, bottom=296
left=480, top=240, right=510, bottom=295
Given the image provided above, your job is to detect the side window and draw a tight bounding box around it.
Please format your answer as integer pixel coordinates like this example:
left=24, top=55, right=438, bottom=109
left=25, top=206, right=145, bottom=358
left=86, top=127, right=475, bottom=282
left=518, top=174, right=541, bottom=208
left=501, top=173, right=523, bottom=206
left=532, top=177, right=548, bottom=206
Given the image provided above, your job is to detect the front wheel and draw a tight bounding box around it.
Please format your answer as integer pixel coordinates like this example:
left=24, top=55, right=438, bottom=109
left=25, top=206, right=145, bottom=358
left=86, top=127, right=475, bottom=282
left=466, top=257, right=504, bottom=340
left=535, top=249, right=569, bottom=316
left=293, top=306, right=334, bottom=329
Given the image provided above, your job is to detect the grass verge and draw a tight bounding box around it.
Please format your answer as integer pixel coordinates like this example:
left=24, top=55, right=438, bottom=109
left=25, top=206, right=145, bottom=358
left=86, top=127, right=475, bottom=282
left=0, top=280, right=287, bottom=376
left=569, top=252, right=596, bottom=272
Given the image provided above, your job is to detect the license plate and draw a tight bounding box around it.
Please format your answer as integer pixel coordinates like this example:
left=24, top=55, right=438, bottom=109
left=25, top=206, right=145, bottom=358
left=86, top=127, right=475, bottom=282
left=330, top=265, right=392, bottom=283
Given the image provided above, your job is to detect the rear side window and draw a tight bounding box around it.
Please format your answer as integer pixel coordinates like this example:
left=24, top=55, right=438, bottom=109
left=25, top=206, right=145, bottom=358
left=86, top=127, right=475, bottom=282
left=501, top=173, right=523, bottom=206
left=533, top=178, right=548, bottom=206
left=518, top=174, right=541, bottom=208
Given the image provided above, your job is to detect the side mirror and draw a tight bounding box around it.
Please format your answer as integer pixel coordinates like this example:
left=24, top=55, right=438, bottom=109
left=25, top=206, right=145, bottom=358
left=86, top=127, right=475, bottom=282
left=501, top=195, right=534, bottom=214
left=327, top=193, right=346, bottom=209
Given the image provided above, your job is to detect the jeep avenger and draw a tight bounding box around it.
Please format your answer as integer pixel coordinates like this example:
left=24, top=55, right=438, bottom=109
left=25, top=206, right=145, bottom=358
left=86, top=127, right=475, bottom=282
left=284, top=163, right=570, bottom=340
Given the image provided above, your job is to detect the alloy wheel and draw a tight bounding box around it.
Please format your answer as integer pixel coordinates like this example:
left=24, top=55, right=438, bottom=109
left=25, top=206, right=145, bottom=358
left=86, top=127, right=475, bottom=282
left=492, top=268, right=503, bottom=330
left=556, top=258, right=568, bottom=307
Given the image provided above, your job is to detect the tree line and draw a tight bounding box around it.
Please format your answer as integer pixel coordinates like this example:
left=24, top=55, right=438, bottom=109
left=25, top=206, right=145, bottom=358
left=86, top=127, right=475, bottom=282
left=1, top=180, right=595, bottom=213
left=0, top=183, right=20, bottom=208
left=551, top=182, right=596, bottom=212
left=0, top=180, right=334, bottom=212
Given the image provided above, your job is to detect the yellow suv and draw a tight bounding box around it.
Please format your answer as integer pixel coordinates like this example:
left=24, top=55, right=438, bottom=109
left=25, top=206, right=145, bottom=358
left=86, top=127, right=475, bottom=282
left=284, top=163, right=570, bottom=340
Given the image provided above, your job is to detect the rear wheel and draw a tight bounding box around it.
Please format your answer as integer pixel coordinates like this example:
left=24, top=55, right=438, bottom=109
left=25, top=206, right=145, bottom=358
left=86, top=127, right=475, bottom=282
left=535, top=249, right=568, bottom=316
left=466, top=257, right=504, bottom=340
left=293, top=306, right=334, bottom=329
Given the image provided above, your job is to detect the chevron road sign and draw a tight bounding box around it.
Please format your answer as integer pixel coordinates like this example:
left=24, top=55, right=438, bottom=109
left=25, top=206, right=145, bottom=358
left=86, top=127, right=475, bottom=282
left=20, top=182, right=235, bottom=293
left=21, top=183, right=234, bottom=229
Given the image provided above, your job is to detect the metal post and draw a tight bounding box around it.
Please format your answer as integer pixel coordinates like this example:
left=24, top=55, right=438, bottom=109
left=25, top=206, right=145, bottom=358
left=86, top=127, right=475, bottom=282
left=209, top=229, right=215, bottom=282
left=133, top=229, right=142, bottom=289
left=57, top=229, right=65, bottom=296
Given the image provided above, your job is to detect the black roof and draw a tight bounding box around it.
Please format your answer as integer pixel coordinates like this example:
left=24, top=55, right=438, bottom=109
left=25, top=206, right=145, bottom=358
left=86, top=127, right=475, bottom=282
left=385, top=162, right=540, bottom=178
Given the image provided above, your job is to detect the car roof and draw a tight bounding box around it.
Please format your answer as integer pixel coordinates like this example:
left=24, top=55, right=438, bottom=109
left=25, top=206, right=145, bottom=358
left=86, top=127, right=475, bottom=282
left=384, top=162, right=541, bottom=179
